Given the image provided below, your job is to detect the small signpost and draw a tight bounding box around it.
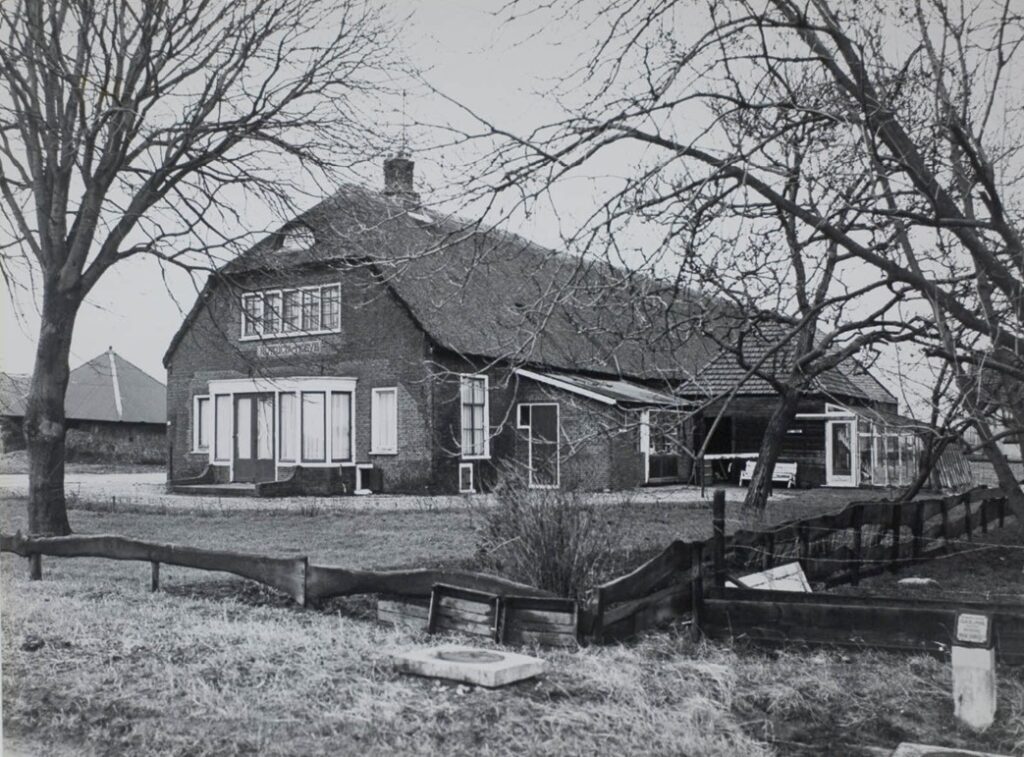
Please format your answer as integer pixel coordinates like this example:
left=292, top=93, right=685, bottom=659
left=951, top=611, right=996, bottom=731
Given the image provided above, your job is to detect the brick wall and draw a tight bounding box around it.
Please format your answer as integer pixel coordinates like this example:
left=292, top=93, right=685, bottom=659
left=166, top=265, right=437, bottom=493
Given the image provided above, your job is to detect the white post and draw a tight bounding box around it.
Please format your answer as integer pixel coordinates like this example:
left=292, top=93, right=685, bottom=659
left=951, top=612, right=996, bottom=731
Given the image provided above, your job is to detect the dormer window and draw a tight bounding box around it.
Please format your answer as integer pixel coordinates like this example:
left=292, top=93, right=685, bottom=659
left=280, top=225, right=315, bottom=252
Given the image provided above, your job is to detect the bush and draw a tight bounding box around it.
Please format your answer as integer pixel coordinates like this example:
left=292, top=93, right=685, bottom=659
left=474, top=473, right=612, bottom=598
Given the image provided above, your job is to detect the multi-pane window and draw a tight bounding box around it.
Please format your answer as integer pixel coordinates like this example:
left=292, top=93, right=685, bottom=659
left=301, top=391, right=326, bottom=462
left=242, top=294, right=262, bottom=337
left=193, top=396, right=210, bottom=452
left=240, top=284, right=341, bottom=339
left=263, top=292, right=281, bottom=334
left=371, top=388, right=398, bottom=454
left=301, top=289, right=321, bottom=332
left=321, top=286, right=340, bottom=331
left=279, top=392, right=297, bottom=462
left=282, top=290, right=300, bottom=332
left=460, top=375, right=488, bottom=458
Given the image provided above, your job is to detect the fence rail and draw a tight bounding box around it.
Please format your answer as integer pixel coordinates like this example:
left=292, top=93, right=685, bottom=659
left=589, top=486, right=1019, bottom=644
left=3, top=485, right=1020, bottom=654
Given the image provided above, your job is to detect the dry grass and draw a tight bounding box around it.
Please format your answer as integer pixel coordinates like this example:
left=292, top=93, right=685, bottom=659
left=4, top=551, right=1024, bottom=756
left=3, top=493, right=1024, bottom=756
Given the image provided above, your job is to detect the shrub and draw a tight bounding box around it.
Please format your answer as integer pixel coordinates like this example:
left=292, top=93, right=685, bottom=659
left=474, top=472, right=612, bottom=598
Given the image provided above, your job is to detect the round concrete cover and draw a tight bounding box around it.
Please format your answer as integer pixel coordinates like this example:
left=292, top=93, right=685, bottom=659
left=435, top=650, right=505, bottom=664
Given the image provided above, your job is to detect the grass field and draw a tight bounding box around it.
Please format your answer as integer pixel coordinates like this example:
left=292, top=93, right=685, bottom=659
left=2, top=494, right=1024, bottom=756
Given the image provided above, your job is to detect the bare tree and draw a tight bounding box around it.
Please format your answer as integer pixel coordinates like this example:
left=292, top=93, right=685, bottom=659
left=457, top=0, right=1023, bottom=517
left=0, top=0, right=402, bottom=534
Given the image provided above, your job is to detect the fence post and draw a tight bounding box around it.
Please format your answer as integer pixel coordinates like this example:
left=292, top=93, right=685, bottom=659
left=889, top=503, right=902, bottom=573
left=964, top=496, right=973, bottom=541
left=998, top=496, right=1006, bottom=528
left=28, top=553, right=41, bottom=581
left=690, top=541, right=703, bottom=644
left=851, top=505, right=863, bottom=586
left=940, top=498, right=950, bottom=546
left=151, top=561, right=160, bottom=592
left=911, top=501, right=924, bottom=562
left=712, top=489, right=726, bottom=589
left=979, top=499, right=989, bottom=535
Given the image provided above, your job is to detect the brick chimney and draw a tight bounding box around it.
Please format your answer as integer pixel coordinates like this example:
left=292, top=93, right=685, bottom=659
left=383, top=154, right=419, bottom=206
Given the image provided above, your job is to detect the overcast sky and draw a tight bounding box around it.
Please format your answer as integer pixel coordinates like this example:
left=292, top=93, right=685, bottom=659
left=1, top=0, right=593, bottom=379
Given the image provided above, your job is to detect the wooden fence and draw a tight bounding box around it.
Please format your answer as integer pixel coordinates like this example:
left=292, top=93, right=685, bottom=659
left=589, top=487, right=1020, bottom=645
left=0, top=532, right=554, bottom=607
left=3, top=485, right=1020, bottom=654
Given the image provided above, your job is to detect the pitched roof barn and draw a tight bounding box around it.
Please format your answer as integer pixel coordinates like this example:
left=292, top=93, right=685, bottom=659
left=0, top=349, right=166, bottom=424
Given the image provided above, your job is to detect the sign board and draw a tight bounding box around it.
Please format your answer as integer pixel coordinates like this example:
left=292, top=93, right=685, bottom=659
left=725, top=561, right=812, bottom=593
left=255, top=340, right=323, bottom=360
left=954, top=612, right=993, bottom=647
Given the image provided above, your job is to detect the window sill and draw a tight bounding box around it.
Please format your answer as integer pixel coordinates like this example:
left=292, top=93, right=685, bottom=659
left=190, top=449, right=209, bottom=455
left=461, top=455, right=491, bottom=461
left=370, top=450, right=398, bottom=456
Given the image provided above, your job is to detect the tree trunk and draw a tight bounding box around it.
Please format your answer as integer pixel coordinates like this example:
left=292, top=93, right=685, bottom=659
left=743, top=389, right=801, bottom=511
left=972, top=416, right=1024, bottom=525
left=24, top=283, right=80, bottom=535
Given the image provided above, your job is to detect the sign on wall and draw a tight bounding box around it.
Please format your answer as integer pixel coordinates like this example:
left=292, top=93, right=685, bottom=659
left=255, top=340, right=323, bottom=359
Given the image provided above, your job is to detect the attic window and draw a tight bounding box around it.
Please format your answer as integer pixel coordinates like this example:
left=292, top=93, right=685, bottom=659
left=280, top=225, right=315, bottom=252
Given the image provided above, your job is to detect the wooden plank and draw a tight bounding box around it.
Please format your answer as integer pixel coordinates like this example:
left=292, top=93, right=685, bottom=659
left=437, top=595, right=494, bottom=618
left=505, top=607, right=575, bottom=626
left=28, top=553, right=41, bottom=581
left=305, top=564, right=554, bottom=602
left=151, top=561, right=160, bottom=592
left=504, top=628, right=577, bottom=648
left=433, top=616, right=495, bottom=637
left=597, top=540, right=692, bottom=605
left=705, top=586, right=1024, bottom=613
left=603, top=580, right=693, bottom=626
left=0, top=533, right=308, bottom=604
left=506, top=618, right=576, bottom=635
left=712, top=490, right=726, bottom=588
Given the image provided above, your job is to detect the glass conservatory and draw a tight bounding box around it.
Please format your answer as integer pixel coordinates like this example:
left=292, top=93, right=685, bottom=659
left=819, top=404, right=925, bottom=488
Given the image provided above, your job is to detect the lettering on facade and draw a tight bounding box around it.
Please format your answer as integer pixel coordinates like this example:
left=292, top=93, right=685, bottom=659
left=255, top=340, right=323, bottom=360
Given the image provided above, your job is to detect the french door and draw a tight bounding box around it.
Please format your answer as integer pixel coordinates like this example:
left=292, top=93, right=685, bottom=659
left=825, top=419, right=856, bottom=487
left=234, top=393, right=275, bottom=482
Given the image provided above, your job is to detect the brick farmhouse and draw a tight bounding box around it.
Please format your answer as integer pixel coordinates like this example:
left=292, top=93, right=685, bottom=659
left=164, top=157, right=926, bottom=495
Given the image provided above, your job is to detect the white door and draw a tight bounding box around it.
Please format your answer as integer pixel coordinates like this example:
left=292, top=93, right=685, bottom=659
left=825, top=419, right=857, bottom=487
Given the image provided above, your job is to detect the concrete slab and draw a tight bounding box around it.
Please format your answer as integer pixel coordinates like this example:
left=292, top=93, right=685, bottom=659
left=890, top=743, right=1011, bottom=757
left=393, top=645, right=546, bottom=688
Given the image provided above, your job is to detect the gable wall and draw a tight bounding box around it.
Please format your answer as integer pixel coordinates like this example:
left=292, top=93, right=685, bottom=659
left=166, top=265, right=437, bottom=492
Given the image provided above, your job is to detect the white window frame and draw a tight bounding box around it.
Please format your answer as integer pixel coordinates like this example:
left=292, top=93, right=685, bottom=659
left=239, top=283, right=342, bottom=341
left=205, top=377, right=357, bottom=481
left=459, top=373, right=490, bottom=460
left=371, top=387, right=399, bottom=455
left=458, top=462, right=475, bottom=494
left=192, top=395, right=210, bottom=453
left=518, top=401, right=560, bottom=489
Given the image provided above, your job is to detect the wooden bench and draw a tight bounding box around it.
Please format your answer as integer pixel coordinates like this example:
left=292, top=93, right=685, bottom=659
left=738, top=461, right=797, bottom=488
